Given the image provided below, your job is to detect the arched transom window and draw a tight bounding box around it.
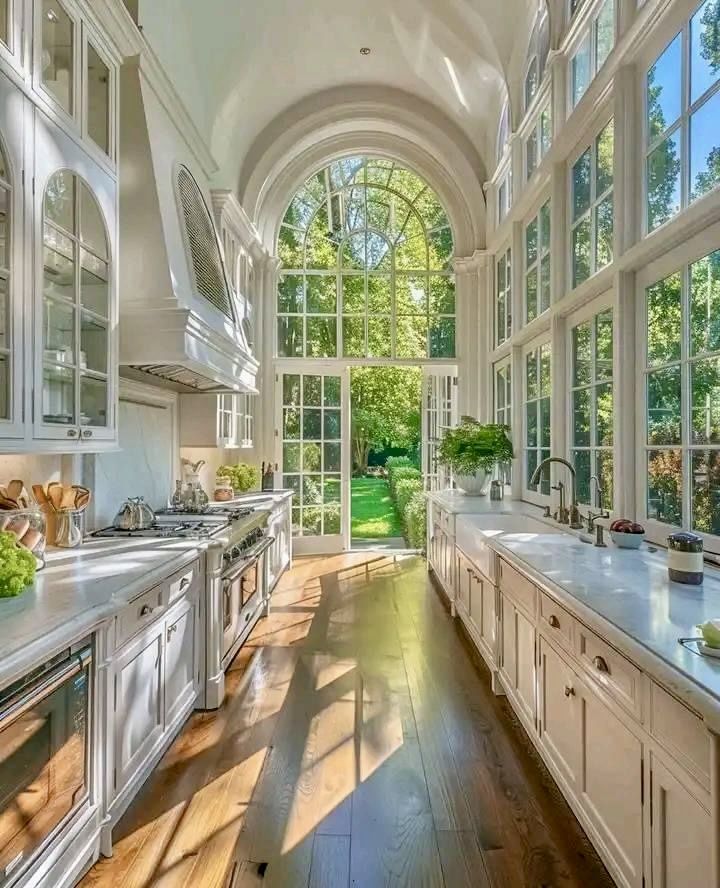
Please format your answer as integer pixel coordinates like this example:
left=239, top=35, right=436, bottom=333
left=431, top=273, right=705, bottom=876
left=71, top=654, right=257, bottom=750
left=277, top=156, right=455, bottom=360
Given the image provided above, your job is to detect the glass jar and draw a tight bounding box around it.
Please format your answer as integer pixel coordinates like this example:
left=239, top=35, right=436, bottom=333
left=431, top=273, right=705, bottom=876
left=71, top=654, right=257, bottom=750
left=214, top=475, right=234, bottom=502
left=0, top=508, right=47, bottom=567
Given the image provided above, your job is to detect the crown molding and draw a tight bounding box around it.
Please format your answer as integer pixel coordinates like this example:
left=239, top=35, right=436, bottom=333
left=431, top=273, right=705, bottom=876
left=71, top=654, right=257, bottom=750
left=93, top=0, right=218, bottom=178
left=210, top=190, right=272, bottom=264
left=453, top=250, right=489, bottom=274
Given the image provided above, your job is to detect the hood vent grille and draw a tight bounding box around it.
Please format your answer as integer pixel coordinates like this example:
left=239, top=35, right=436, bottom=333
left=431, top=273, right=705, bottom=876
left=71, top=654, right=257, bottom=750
left=177, top=165, right=235, bottom=321
left=128, top=364, right=227, bottom=392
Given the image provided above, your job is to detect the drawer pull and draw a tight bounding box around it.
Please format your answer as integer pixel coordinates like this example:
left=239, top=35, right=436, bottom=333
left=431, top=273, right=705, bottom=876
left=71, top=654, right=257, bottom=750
left=593, top=655, right=610, bottom=674
left=167, top=624, right=178, bottom=641
left=548, top=615, right=560, bottom=629
left=564, top=685, right=575, bottom=698
left=140, top=604, right=154, bottom=617
left=179, top=577, right=191, bottom=591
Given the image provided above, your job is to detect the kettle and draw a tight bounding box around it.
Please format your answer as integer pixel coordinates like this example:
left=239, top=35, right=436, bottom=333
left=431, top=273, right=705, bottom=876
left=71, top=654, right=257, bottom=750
left=113, top=496, right=156, bottom=531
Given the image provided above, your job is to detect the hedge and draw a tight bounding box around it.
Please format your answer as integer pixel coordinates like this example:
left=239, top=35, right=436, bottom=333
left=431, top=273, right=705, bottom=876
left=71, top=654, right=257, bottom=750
left=405, top=492, right=427, bottom=549
left=388, top=466, right=421, bottom=500
left=385, top=459, right=427, bottom=551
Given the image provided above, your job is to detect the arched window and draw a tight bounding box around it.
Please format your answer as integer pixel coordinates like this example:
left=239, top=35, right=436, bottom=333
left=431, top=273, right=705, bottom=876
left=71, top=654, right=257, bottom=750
left=177, top=165, right=235, bottom=321
left=524, top=4, right=551, bottom=113
left=42, top=170, right=110, bottom=429
left=277, top=156, right=455, bottom=360
left=0, top=140, right=10, bottom=420
left=497, top=100, right=510, bottom=163
left=524, top=57, right=539, bottom=110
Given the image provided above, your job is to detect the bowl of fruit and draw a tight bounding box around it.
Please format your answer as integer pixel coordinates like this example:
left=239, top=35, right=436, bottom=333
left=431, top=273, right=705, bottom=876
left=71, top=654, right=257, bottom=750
left=609, top=519, right=645, bottom=548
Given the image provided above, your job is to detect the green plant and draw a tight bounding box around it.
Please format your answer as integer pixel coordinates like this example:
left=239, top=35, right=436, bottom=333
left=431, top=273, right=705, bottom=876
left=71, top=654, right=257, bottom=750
left=217, top=463, right=259, bottom=493
left=388, top=466, right=422, bottom=499
left=395, top=477, right=423, bottom=520
left=385, top=455, right=413, bottom=470
left=437, top=420, right=513, bottom=475
left=404, top=491, right=427, bottom=550
left=0, top=531, right=36, bottom=597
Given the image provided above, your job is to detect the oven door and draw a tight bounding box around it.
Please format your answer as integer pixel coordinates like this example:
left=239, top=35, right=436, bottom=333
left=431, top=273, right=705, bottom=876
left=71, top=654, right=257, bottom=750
left=221, top=538, right=274, bottom=660
left=0, top=646, right=92, bottom=886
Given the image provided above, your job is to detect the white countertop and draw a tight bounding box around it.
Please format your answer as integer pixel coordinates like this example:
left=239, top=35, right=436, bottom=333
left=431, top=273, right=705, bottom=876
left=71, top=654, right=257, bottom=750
left=449, top=499, right=720, bottom=726
left=427, top=488, right=525, bottom=515
left=0, top=537, right=203, bottom=687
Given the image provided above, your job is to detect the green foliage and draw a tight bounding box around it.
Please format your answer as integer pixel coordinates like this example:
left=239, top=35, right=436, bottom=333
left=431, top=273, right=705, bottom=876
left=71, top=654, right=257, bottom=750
left=388, top=466, right=422, bottom=500
left=395, top=478, right=423, bottom=520
left=404, top=492, right=427, bottom=551
left=385, top=455, right=413, bottom=470
left=351, top=478, right=403, bottom=539
left=217, top=463, right=259, bottom=493
left=438, top=420, right=514, bottom=475
left=351, top=367, right=422, bottom=474
left=0, top=531, right=36, bottom=597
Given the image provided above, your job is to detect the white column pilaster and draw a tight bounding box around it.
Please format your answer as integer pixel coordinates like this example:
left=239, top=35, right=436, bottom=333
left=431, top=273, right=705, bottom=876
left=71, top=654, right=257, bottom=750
left=453, top=251, right=488, bottom=421
left=257, top=256, right=281, bottom=464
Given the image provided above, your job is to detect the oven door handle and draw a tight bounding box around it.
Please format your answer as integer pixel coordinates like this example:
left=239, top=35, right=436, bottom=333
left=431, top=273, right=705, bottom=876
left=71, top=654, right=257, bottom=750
left=0, top=648, right=92, bottom=732
left=222, top=537, right=275, bottom=584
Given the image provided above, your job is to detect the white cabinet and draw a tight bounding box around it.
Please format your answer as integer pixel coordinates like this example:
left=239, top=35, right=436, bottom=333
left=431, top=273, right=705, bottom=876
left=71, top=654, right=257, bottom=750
left=428, top=504, right=456, bottom=606
left=650, top=755, right=711, bottom=888
left=113, top=624, right=164, bottom=794
left=456, top=550, right=472, bottom=618
left=538, top=636, right=581, bottom=794
left=499, top=591, right=536, bottom=728
left=165, top=597, right=200, bottom=727
left=179, top=392, right=255, bottom=449
left=472, top=568, right=496, bottom=666
left=267, top=496, right=292, bottom=593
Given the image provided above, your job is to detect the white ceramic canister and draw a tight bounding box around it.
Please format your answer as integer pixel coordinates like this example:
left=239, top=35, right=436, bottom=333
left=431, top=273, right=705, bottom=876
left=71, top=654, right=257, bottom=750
left=667, top=532, right=704, bottom=585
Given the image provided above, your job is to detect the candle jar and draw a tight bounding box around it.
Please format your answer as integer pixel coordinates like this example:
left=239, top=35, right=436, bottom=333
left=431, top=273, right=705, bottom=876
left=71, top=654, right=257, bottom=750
left=667, top=532, right=704, bottom=585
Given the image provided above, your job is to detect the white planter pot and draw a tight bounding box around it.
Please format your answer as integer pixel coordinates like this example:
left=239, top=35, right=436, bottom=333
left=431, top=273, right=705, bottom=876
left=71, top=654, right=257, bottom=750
left=454, top=469, right=491, bottom=496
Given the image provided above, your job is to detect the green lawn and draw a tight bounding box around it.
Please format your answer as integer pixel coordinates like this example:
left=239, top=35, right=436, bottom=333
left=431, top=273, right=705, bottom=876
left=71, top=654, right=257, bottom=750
left=351, top=477, right=403, bottom=539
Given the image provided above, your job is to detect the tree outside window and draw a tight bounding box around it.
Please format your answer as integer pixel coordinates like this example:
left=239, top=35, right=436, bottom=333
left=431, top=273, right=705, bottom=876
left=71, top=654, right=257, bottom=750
left=571, top=119, right=614, bottom=288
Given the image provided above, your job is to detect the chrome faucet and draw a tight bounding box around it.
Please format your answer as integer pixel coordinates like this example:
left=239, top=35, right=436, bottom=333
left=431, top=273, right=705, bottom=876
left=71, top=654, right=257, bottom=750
left=529, top=457, right=583, bottom=529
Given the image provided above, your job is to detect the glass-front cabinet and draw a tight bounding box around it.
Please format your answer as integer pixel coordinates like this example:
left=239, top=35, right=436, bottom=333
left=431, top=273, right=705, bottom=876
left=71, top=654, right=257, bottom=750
left=33, top=110, right=117, bottom=446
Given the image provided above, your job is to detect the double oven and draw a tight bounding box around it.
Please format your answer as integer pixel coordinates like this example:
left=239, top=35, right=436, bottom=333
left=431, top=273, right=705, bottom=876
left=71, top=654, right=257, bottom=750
left=0, top=640, right=92, bottom=887
left=221, top=533, right=275, bottom=662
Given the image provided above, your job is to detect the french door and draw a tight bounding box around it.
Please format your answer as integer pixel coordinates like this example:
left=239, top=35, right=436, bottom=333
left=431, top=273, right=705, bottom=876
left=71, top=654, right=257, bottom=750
left=421, top=366, right=458, bottom=491
left=275, top=367, right=350, bottom=554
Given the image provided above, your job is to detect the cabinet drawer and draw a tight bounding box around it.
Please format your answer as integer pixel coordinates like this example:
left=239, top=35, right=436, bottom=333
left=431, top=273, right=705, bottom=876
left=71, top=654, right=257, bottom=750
left=539, top=592, right=575, bottom=650
left=576, top=625, right=643, bottom=721
left=650, top=682, right=710, bottom=790
left=167, top=561, right=200, bottom=605
left=116, top=585, right=164, bottom=648
left=498, top=559, right=536, bottom=618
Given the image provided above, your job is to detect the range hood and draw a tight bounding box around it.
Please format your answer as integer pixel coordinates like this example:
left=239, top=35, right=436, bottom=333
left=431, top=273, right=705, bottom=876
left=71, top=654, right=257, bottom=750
left=117, top=59, right=259, bottom=393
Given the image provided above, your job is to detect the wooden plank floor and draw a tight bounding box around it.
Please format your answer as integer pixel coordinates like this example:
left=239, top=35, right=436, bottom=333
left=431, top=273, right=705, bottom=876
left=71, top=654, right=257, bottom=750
left=81, top=553, right=615, bottom=888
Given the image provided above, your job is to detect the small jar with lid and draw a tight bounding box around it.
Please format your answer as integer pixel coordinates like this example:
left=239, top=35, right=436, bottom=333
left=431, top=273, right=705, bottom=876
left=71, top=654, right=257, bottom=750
left=214, top=475, right=234, bottom=502
left=667, top=532, right=704, bottom=585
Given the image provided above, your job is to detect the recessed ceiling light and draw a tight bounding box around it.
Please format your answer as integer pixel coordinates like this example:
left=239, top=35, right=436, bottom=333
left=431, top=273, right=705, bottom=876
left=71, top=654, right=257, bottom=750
left=360, top=47, right=371, bottom=55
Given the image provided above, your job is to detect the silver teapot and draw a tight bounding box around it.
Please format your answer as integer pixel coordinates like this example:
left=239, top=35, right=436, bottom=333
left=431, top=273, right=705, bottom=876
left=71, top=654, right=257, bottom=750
left=113, top=496, right=156, bottom=531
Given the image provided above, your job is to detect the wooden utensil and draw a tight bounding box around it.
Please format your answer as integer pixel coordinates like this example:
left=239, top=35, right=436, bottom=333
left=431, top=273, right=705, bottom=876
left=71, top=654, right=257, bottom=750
left=0, top=495, right=17, bottom=510
left=60, top=485, right=77, bottom=510
left=7, top=480, right=23, bottom=501
left=32, top=485, right=49, bottom=508
left=47, top=482, right=63, bottom=511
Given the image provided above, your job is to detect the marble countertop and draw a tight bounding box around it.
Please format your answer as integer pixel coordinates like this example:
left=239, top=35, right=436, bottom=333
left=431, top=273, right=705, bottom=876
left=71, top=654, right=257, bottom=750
left=455, top=505, right=720, bottom=725
left=0, top=537, right=203, bottom=687
left=427, top=488, right=526, bottom=515
left=209, top=489, right=294, bottom=509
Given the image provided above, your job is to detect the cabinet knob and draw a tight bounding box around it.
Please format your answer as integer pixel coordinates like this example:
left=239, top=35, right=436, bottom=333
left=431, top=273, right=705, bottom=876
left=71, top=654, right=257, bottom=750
left=564, top=685, right=575, bottom=697
left=593, top=655, right=610, bottom=674
left=180, top=577, right=191, bottom=590
left=67, top=428, right=78, bottom=438
left=140, top=604, right=154, bottom=616
left=82, top=429, right=93, bottom=438
left=548, top=615, right=560, bottom=629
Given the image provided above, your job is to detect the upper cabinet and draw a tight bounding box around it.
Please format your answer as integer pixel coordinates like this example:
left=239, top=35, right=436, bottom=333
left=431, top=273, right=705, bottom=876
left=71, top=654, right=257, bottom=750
left=0, top=0, right=121, bottom=453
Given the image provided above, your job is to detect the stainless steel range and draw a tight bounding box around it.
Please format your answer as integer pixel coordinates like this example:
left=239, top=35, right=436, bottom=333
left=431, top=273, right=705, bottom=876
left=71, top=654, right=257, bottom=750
left=92, top=506, right=273, bottom=710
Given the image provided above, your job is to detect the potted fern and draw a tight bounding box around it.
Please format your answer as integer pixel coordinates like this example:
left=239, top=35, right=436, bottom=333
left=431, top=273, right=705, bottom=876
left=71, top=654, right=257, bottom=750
left=437, top=419, right=513, bottom=495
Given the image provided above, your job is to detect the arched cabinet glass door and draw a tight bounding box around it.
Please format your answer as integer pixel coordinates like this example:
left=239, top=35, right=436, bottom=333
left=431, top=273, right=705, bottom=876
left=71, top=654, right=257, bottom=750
left=41, top=170, right=112, bottom=441
left=0, top=138, right=13, bottom=430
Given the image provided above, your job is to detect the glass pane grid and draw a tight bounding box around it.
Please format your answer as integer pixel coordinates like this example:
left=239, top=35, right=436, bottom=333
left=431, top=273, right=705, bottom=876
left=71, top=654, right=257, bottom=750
left=524, top=344, right=552, bottom=494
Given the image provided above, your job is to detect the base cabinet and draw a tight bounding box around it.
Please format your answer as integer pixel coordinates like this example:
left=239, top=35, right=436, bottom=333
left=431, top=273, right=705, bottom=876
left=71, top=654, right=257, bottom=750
left=538, top=636, right=582, bottom=793
left=165, top=599, right=199, bottom=727
left=499, top=592, right=536, bottom=727
left=650, top=755, right=711, bottom=888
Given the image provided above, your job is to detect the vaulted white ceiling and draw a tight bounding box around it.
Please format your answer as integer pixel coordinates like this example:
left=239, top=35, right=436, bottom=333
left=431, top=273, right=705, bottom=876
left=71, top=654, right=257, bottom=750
left=136, top=0, right=543, bottom=193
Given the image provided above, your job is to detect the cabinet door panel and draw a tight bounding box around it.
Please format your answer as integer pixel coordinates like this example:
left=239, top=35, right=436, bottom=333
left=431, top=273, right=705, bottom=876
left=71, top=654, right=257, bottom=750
left=114, top=628, right=163, bottom=793
left=651, top=756, right=711, bottom=888
left=500, top=592, right=516, bottom=691
left=165, top=602, right=198, bottom=727
left=580, top=685, right=643, bottom=888
left=515, top=608, right=536, bottom=725
left=456, top=552, right=471, bottom=617
left=479, top=574, right=496, bottom=664
left=539, top=637, right=581, bottom=793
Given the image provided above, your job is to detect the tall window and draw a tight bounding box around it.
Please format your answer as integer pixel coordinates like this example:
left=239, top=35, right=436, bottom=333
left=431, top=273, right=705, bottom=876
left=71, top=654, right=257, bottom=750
left=645, top=250, right=720, bottom=543
left=570, top=0, right=614, bottom=109
left=645, top=0, right=720, bottom=233
left=87, top=43, right=110, bottom=156
left=526, top=104, right=552, bottom=180
left=0, top=139, right=10, bottom=420
left=525, top=342, right=552, bottom=493
left=570, top=309, right=614, bottom=507
left=496, top=247, right=512, bottom=346
left=525, top=58, right=539, bottom=111
left=496, top=360, right=513, bottom=485
left=498, top=169, right=512, bottom=223
left=571, top=119, right=614, bottom=288
left=497, top=101, right=510, bottom=162
left=277, top=156, right=455, bottom=360
left=525, top=200, right=551, bottom=323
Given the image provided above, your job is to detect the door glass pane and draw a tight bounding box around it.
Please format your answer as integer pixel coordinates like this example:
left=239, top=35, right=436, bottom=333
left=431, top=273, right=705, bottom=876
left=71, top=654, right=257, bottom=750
left=80, top=311, right=107, bottom=374
left=0, top=184, right=9, bottom=270
left=79, top=185, right=107, bottom=259
left=342, top=317, right=365, bottom=357
left=45, top=172, right=75, bottom=233
left=278, top=275, right=304, bottom=312
left=87, top=43, right=110, bottom=155
left=43, top=363, right=75, bottom=424
left=42, top=0, right=74, bottom=115
left=80, top=375, right=107, bottom=426
left=647, top=449, right=682, bottom=525
left=0, top=276, right=7, bottom=350
left=43, top=298, right=75, bottom=360
left=306, top=317, right=336, bottom=357
left=368, top=317, right=392, bottom=357
left=277, top=317, right=303, bottom=356
left=80, top=250, right=108, bottom=317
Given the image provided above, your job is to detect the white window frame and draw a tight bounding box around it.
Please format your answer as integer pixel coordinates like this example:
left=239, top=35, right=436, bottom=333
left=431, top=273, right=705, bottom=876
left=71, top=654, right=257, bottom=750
left=497, top=163, right=512, bottom=225
left=568, top=116, right=614, bottom=290
left=81, top=25, right=117, bottom=166
left=642, top=3, right=720, bottom=236
left=636, top=223, right=720, bottom=555
left=524, top=57, right=539, bottom=112
left=524, top=102, right=552, bottom=182
left=566, top=292, right=615, bottom=511
left=568, top=0, right=615, bottom=112
left=523, top=336, right=552, bottom=502
left=524, top=198, right=551, bottom=324
left=495, top=244, right=512, bottom=347
left=33, top=0, right=81, bottom=125
left=495, top=357, right=513, bottom=487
